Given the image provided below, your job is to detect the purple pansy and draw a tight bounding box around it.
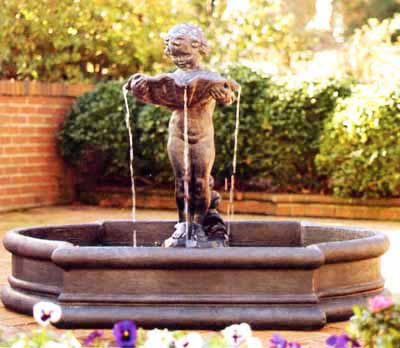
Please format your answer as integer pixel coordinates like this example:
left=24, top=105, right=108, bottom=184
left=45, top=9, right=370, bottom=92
left=326, top=334, right=361, bottom=348
left=270, top=334, right=301, bottom=348
left=288, top=343, right=302, bottom=348
left=113, top=320, right=137, bottom=348
left=270, top=333, right=287, bottom=348
left=83, top=330, right=104, bottom=346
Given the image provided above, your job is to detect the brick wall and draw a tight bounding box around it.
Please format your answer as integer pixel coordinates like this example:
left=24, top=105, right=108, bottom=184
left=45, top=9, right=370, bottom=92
left=0, top=80, right=93, bottom=212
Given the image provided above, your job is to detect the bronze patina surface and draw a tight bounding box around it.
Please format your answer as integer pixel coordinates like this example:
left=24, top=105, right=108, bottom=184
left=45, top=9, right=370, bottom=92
left=127, top=23, right=239, bottom=247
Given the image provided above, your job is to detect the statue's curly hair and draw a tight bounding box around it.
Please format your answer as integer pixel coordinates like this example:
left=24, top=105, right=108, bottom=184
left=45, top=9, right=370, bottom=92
left=164, top=23, right=210, bottom=57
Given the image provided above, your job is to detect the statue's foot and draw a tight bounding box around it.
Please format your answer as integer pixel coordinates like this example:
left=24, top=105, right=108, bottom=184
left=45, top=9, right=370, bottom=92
left=163, top=221, right=228, bottom=248
left=163, top=222, right=188, bottom=248
left=206, top=236, right=228, bottom=247
left=207, top=224, right=229, bottom=247
left=188, top=222, right=227, bottom=248
left=203, top=209, right=229, bottom=247
left=191, top=223, right=208, bottom=242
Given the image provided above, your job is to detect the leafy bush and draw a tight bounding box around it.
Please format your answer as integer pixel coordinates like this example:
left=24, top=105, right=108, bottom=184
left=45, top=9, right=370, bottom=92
left=132, top=66, right=352, bottom=191
left=213, top=66, right=353, bottom=191
left=316, top=84, right=400, bottom=198
left=212, top=65, right=276, bottom=188
left=136, top=104, right=172, bottom=184
left=58, top=81, right=142, bottom=184
left=347, top=296, right=399, bottom=348
left=59, top=65, right=353, bottom=192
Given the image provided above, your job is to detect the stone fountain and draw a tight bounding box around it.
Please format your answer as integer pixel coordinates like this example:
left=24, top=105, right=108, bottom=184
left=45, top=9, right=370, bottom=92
left=127, top=23, right=241, bottom=248
left=1, top=23, right=390, bottom=329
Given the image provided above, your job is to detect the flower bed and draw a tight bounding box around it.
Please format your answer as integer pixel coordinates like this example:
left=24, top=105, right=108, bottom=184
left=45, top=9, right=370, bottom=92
left=1, top=295, right=398, bottom=348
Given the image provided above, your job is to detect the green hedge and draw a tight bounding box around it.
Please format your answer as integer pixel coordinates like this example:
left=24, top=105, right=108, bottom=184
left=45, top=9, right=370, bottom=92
left=316, top=84, right=400, bottom=198
left=58, top=82, right=141, bottom=184
left=213, top=66, right=353, bottom=191
left=136, top=104, right=171, bottom=183
left=58, top=65, right=354, bottom=193
left=128, top=66, right=353, bottom=191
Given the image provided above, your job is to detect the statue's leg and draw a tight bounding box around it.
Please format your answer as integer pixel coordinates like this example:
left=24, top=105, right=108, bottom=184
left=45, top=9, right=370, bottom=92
left=191, top=138, right=215, bottom=225
left=191, top=138, right=228, bottom=247
left=167, top=135, right=191, bottom=223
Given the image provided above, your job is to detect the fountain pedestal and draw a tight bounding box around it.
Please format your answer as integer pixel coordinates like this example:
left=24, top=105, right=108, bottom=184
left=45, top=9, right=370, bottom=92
left=1, top=220, right=389, bottom=329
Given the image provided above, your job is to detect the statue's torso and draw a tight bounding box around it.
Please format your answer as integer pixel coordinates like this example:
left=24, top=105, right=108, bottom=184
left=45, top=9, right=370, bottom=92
left=169, top=99, right=215, bottom=144
left=167, top=69, right=221, bottom=144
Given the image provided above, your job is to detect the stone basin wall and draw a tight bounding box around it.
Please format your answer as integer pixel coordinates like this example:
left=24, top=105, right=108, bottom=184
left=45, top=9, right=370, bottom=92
left=0, top=80, right=93, bottom=212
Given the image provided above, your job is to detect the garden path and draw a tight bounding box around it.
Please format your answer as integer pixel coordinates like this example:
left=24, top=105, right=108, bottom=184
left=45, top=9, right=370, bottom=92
left=1, top=205, right=399, bottom=347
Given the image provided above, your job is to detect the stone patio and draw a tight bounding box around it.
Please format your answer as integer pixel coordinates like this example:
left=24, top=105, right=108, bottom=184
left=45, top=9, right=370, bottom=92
left=1, top=204, right=399, bottom=347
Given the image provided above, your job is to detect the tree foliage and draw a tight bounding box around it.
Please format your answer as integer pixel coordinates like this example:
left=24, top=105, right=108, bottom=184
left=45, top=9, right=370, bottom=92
left=335, top=0, right=400, bottom=35
left=342, top=15, right=400, bottom=83
left=0, top=0, right=319, bottom=82
left=194, top=0, right=318, bottom=72
left=0, top=0, right=189, bottom=81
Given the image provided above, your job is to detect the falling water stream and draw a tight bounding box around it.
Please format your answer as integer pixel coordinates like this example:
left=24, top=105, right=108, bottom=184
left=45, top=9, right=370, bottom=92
left=183, top=86, right=190, bottom=243
left=122, top=85, right=137, bottom=247
left=227, top=87, right=242, bottom=237
left=123, top=82, right=239, bottom=247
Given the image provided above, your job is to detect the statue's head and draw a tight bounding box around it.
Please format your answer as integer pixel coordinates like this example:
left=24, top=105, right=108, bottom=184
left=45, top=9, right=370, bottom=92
left=164, top=23, right=209, bottom=70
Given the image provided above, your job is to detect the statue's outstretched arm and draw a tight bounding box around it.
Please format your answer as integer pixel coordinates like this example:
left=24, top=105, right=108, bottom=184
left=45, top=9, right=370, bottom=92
left=209, top=79, right=240, bottom=106
left=127, top=74, right=152, bottom=104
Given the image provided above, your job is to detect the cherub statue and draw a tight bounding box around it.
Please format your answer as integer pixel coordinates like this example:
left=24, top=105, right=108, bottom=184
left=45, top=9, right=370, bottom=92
left=127, top=23, right=239, bottom=247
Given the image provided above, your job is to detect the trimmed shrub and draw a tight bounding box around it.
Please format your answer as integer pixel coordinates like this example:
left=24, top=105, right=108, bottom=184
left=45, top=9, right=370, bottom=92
left=133, top=66, right=353, bottom=191
left=58, top=81, right=142, bottom=185
left=316, top=84, right=400, bottom=198
left=213, top=66, right=353, bottom=191
left=59, top=65, right=353, bottom=192
left=136, top=104, right=172, bottom=184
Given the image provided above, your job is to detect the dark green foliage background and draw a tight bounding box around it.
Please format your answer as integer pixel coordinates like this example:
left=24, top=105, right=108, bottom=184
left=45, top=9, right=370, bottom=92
left=59, top=82, right=141, bottom=182
left=213, top=66, right=353, bottom=192
left=59, top=65, right=356, bottom=194
left=136, top=104, right=171, bottom=184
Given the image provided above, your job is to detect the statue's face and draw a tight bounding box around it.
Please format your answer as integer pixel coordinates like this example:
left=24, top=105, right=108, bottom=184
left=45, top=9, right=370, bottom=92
left=168, top=34, right=202, bottom=70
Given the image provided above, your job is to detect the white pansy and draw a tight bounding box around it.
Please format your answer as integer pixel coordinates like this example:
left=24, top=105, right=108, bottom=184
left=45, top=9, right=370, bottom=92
left=175, top=332, right=204, bottom=348
left=33, top=301, right=62, bottom=326
left=143, top=329, right=174, bottom=348
left=10, top=339, right=26, bottom=348
left=245, top=336, right=263, bottom=348
left=43, top=341, right=69, bottom=348
left=60, top=333, right=81, bottom=348
left=147, top=328, right=174, bottom=341
left=144, top=337, right=171, bottom=348
left=221, top=323, right=253, bottom=347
